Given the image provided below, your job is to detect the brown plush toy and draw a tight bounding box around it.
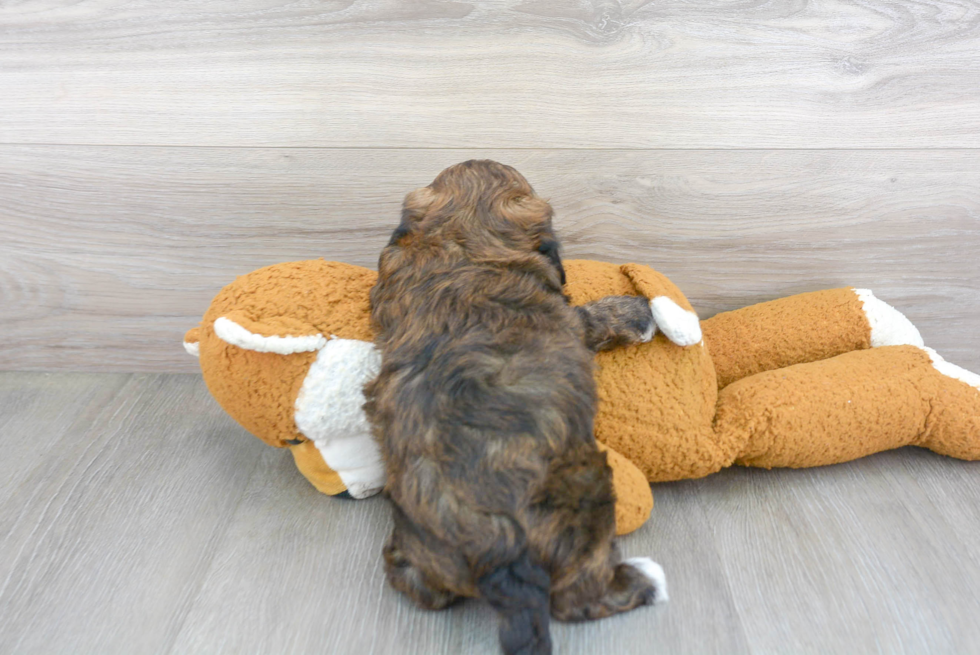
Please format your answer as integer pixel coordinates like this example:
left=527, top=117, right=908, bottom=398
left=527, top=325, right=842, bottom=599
left=184, top=259, right=980, bottom=535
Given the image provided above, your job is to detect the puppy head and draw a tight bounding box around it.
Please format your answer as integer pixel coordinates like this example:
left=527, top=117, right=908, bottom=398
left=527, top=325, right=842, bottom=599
left=387, top=160, right=565, bottom=285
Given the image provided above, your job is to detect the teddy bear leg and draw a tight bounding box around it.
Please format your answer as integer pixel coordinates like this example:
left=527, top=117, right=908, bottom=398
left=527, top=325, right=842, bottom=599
left=702, top=288, right=923, bottom=390
left=853, top=289, right=924, bottom=348
left=288, top=440, right=350, bottom=496
left=714, top=346, right=972, bottom=470
left=912, top=348, right=980, bottom=460
left=292, top=338, right=387, bottom=499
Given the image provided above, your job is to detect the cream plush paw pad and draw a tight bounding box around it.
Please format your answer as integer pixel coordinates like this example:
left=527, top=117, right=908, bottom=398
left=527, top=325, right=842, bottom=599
left=650, top=297, right=701, bottom=347
left=922, top=347, right=980, bottom=391
left=624, top=557, right=669, bottom=604
left=294, top=338, right=385, bottom=499
left=855, top=289, right=924, bottom=348
left=183, top=340, right=200, bottom=357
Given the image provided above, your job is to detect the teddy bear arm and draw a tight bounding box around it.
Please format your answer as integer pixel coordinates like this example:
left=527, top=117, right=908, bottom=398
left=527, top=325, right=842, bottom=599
left=291, top=337, right=386, bottom=499
left=596, top=442, right=654, bottom=536
left=620, top=264, right=702, bottom=347
left=618, top=264, right=694, bottom=311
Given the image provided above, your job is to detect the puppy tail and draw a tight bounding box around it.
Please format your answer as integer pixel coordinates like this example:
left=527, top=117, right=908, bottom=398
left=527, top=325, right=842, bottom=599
left=477, top=550, right=552, bottom=655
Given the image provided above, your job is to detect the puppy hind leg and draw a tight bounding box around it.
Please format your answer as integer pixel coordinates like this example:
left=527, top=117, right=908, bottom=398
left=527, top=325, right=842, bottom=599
left=383, top=530, right=463, bottom=611
left=537, top=448, right=666, bottom=622
left=550, top=547, right=666, bottom=622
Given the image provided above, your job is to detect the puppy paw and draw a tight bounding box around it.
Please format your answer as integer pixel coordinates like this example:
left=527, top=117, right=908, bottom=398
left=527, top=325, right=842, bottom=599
left=639, top=314, right=657, bottom=343
left=624, top=557, right=669, bottom=604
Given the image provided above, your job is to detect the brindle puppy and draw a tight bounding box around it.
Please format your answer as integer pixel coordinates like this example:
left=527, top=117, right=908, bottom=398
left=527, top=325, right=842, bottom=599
left=365, top=160, right=666, bottom=655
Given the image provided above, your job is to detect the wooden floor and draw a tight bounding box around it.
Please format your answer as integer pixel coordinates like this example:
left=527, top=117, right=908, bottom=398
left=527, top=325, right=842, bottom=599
left=1, top=370, right=978, bottom=655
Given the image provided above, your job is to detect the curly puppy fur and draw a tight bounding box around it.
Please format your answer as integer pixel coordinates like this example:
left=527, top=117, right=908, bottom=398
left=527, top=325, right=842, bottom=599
left=365, top=160, right=660, bottom=655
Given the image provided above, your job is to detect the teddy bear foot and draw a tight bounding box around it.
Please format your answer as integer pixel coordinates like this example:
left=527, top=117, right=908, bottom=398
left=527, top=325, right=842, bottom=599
left=855, top=289, right=924, bottom=348
left=909, top=347, right=980, bottom=461
left=921, top=348, right=980, bottom=391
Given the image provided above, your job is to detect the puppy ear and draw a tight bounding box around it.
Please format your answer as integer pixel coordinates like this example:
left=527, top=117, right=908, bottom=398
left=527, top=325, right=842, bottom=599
left=389, top=186, right=437, bottom=245
left=537, top=238, right=566, bottom=286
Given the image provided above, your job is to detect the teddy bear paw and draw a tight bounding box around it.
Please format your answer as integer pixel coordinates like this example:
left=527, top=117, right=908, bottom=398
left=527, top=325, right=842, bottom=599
left=650, top=297, right=702, bottom=347
left=922, top=348, right=980, bottom=391
left=855, top=289, right=924, bottom=348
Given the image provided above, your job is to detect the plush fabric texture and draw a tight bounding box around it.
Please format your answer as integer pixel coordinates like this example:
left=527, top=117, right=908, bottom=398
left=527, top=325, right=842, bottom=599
left=187, top=258, right=980, bottom=535
left=597, top=442, right=654, bottom=535
left=294, top=337, right=385, bottom=499
left=700, top=288, right=872, bottom=390
left=717, top=345, right=980, bottom=468
left=290, top=440, right=347, bottom=495
left=189, top=260, right=376, bottom=448
left=563, top=260, right=722, bottom=482
left=855, top=288, right=925, bottom=348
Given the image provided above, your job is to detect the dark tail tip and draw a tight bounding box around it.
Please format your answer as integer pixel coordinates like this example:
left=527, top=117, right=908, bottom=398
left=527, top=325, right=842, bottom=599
left=478, top=552, right=552, bottom=655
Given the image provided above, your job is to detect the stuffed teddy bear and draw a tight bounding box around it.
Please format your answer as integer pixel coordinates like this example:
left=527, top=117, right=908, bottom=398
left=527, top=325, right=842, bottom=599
left=184, top=259, right=980, bottom=534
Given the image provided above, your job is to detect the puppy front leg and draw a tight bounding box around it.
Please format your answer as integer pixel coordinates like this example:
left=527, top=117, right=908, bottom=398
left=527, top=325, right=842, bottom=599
left=576, top=296, right=655, bottom=352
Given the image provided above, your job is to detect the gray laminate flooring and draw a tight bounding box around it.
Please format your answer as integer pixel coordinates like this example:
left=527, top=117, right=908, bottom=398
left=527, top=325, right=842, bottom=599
left=1, top=371, right=978, bottom=654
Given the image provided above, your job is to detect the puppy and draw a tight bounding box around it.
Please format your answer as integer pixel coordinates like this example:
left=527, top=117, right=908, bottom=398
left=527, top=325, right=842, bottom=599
left=365, top=160, right=666, bottom=655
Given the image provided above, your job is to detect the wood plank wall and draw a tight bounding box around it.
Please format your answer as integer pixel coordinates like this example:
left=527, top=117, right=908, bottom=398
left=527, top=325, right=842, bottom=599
left=1, top=1, right=978, bottom=373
